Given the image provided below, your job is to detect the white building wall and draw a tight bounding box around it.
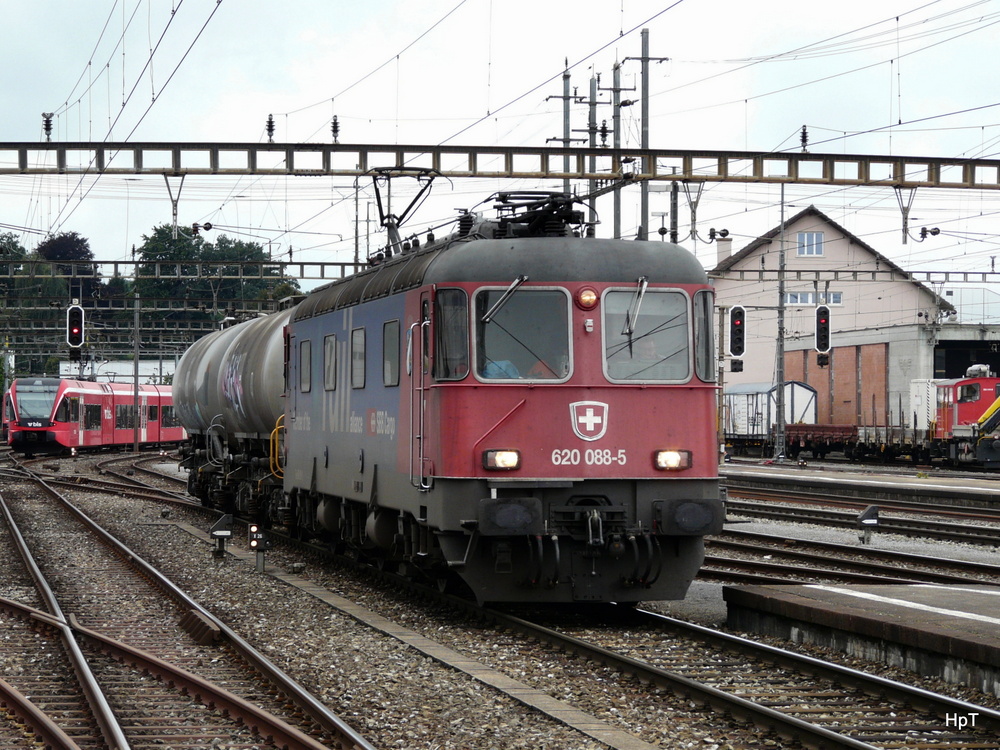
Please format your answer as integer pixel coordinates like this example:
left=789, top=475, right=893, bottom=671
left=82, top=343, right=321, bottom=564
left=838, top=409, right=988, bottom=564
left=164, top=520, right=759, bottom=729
left=714, top=211, right=942, bottom=389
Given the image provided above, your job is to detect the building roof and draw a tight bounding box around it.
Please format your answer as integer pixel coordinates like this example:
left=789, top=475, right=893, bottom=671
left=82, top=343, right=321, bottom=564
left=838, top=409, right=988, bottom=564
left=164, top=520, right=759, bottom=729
left=711, top=205, right=954, bottom=312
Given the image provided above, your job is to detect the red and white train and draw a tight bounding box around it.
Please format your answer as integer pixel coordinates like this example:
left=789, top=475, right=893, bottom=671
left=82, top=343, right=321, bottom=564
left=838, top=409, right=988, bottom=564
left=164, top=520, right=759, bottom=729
left=4, top=377, right=185, bottom=456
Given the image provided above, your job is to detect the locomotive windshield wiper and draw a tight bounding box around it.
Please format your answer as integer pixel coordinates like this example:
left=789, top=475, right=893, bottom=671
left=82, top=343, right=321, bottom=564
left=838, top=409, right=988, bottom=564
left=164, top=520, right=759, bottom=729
left=481, top=274, right=528, bottom=324
left=621, top=276, right=649, bottom=338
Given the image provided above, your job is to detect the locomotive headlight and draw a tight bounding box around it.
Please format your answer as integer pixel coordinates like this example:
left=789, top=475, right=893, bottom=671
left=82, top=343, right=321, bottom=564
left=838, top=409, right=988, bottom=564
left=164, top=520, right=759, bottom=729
left=575, top=286, right=599, bottom=310
left=483, top=449, right=521, bottom=470
left=654, top=450, right=691, bottom=470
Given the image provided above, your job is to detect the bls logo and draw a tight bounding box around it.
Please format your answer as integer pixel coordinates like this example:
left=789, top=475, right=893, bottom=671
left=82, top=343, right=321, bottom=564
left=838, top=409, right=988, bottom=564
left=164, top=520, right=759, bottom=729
left=569, top=401, right=608, bottom=441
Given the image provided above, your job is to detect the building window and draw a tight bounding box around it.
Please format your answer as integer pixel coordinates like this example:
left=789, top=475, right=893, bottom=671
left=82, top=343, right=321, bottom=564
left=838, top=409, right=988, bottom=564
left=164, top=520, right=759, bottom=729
left=785, top=291, right=814, bottom=305
left=783, top=291, right=842, bottom=306
left=797, top=232, right=824, bottom=256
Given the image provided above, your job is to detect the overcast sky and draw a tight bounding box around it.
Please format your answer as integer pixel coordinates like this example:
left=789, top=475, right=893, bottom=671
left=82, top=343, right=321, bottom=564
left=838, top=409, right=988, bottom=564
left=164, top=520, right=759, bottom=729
left=2, top=0, right=1000, bottom=284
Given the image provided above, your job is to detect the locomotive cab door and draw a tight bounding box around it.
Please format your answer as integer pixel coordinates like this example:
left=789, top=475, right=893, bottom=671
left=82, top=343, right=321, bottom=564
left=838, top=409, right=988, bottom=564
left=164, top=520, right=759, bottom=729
left=409, top=292, right=434, bottom=490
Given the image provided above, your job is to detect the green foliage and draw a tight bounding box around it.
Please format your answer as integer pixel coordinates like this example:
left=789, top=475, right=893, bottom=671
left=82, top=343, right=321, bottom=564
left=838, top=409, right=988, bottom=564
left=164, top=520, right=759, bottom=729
left=134, top=224, right=300, bottom=320
left=2, top=225, right=304, bottom=370
left=36, top=231, right=101, bottom=301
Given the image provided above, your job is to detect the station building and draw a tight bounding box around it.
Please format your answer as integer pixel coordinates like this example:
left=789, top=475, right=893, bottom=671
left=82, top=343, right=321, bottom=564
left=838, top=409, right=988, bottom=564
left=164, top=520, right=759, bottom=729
left=711, top=206, right=1000, bottom=428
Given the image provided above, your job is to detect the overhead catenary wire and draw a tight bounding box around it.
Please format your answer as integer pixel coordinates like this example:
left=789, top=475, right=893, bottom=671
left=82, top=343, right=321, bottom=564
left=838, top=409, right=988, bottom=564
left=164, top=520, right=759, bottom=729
left=10, top=0, right=1000, bottom=280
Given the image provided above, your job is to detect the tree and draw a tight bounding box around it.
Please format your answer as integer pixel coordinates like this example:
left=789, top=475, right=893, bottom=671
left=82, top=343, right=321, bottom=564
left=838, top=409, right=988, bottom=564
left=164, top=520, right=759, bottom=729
left=134, top=225, right=299, bottom=320
left=0, top=232, right=27, bottom=275
left=35, top=231, right=101, bottom=301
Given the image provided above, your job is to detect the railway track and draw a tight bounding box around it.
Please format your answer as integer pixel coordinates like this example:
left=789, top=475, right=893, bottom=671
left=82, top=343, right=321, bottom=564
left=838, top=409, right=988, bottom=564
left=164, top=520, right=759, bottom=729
left=701, top=528, right=1000, bottom=585
left=495, top=605, right=1000, bottom=750
left=726, top=496, right=1000, bottom=545
left=0, top=464, right=373, bottom=750
left=13, top=451, right=1000, bottom=749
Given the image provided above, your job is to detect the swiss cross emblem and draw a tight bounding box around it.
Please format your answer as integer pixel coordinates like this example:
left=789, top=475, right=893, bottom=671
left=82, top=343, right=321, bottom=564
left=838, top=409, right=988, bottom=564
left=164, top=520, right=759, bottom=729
left=570, top=401, right=609, bottom=441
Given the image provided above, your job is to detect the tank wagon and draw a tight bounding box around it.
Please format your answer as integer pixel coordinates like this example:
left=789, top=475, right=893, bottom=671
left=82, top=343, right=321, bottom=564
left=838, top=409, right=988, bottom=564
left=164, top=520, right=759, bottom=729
left=176, top=192, right=725, bottom=604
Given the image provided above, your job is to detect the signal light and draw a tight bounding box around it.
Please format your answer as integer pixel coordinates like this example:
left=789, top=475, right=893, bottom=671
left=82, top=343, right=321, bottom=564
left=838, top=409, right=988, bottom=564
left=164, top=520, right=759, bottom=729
left=66, top=305, right=85, bottom=348
left=728, top=305, right=746, bottom=358
left=815, top=305, right=831, bottom=353
left=248, top=523, right=270, bottom=550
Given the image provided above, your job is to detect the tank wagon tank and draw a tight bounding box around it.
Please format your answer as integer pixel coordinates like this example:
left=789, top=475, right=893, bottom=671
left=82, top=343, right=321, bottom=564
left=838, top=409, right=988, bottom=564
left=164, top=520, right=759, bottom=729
left=177, top=192, right=725, bottom=604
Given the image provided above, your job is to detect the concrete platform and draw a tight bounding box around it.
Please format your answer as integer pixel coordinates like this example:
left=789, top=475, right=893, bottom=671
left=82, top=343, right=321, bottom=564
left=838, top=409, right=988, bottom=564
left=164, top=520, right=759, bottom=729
left=724, top=584, right=1000, bottom=697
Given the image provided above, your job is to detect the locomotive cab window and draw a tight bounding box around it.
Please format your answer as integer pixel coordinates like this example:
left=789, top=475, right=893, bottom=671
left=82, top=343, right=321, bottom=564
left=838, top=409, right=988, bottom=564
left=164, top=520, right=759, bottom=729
left=604, top=289, right=691, bottom=382
left=14, top=381, right=59, bottom=420
left=434, top=289, right=469, bottom=381
left=474, top=288, right=570, bottom=381
left=54, top=396, right=79, bottom=423
left=958, top=383, right=981, bottom=403
left=694, top=290, right=716, bottom=383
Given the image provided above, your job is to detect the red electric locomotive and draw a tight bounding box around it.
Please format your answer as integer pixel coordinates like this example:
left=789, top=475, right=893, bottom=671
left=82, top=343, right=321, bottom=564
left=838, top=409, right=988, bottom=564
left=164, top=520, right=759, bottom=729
left=177, top=192, right=725, bottom=605
left=5, top=377, right=185, bottom=456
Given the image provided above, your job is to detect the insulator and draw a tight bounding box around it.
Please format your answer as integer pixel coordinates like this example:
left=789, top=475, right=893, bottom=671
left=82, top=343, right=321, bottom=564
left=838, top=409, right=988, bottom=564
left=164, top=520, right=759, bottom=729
left=544, top=219, right=565, bottom=236
left=331, top=115, right=340, bottom=143
left=457, top=213, right=474, bottom=237
left=266, top=114, right=276, bottom=143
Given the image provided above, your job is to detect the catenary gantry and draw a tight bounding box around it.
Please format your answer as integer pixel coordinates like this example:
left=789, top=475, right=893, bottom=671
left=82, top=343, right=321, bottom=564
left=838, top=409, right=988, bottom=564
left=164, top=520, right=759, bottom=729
left=4, top=141, right=1000, bottom=190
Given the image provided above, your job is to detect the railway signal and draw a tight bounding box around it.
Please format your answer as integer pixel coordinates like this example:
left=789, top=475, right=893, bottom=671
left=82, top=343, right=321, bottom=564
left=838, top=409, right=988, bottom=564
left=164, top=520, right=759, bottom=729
left=248, top=522, right=271, bottom=572
left=814, top=305, right=831, bottom=353
left=248, top=522, right=271, bottom=550
left=728, top=305, right=746, bottom=358
left=66, top=305, right=85, bottom=348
